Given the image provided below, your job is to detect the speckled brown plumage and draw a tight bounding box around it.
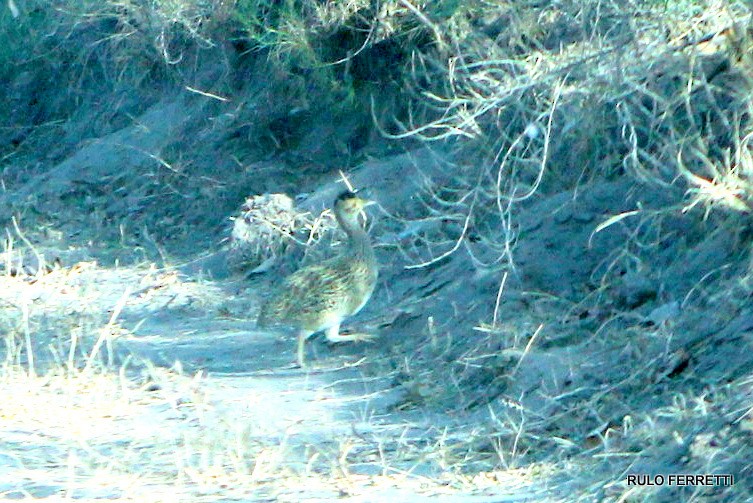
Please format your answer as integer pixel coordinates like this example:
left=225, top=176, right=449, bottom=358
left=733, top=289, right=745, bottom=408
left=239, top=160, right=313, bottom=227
left=257, top=191, right=378, bottom=367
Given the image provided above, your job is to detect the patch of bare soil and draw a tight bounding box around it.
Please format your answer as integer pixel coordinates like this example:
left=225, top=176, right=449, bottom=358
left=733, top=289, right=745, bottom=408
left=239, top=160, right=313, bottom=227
left=0, top=245, right=552, bottom=501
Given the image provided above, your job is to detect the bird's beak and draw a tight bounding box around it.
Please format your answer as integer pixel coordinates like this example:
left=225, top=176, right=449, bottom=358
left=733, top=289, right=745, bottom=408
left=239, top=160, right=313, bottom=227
left=357, top=199, right=375, bottom=224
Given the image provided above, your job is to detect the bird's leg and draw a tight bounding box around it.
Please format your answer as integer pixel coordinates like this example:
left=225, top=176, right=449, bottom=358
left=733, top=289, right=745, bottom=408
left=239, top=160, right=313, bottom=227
left=297, top=330, right=309, bottom=368
left=324, top=324, right=376, bottom=343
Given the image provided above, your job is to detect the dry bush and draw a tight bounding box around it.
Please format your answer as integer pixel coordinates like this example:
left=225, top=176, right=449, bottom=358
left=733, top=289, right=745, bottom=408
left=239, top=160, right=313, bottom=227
left=226, top=193, right=314, bottom=273
left=0, top=0, right=233, bottom=162
left=1, top=0, right=230, bottom=85
left=378, top=1, right=753, bottom=289
left=368, top=2, right=753, bottom=498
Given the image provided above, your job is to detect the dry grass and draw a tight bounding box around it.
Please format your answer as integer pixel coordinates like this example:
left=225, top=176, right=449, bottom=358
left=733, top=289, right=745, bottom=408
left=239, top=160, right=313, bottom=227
left=0, top=225, right=553, bottom=500
left=1, top=343, right=552, bottom=499
left=383, top=0, right=753, bottom=268
left=367, top=5, right=753, bottom=496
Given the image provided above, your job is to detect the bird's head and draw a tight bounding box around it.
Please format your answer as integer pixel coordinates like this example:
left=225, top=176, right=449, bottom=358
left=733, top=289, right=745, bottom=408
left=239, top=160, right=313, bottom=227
left=333, top=190, right=375, bottom=225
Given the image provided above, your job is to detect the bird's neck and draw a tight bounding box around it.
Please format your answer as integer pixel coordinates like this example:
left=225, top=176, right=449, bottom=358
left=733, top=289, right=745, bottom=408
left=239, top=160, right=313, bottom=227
left=337, top=213, right=374, bottom=260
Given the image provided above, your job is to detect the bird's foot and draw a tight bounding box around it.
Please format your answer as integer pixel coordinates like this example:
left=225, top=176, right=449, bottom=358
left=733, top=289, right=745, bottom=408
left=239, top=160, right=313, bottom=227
left=325, top=331, right=376, bottom=344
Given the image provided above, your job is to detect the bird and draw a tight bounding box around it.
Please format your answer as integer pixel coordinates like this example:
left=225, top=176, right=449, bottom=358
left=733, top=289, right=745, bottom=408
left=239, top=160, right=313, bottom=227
left=257, top=190, right=378, bottom=367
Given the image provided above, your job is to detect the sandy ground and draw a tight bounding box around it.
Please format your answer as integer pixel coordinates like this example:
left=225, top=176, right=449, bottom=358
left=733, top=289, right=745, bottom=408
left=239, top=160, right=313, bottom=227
left=0, top=257, right=554, bottom=501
